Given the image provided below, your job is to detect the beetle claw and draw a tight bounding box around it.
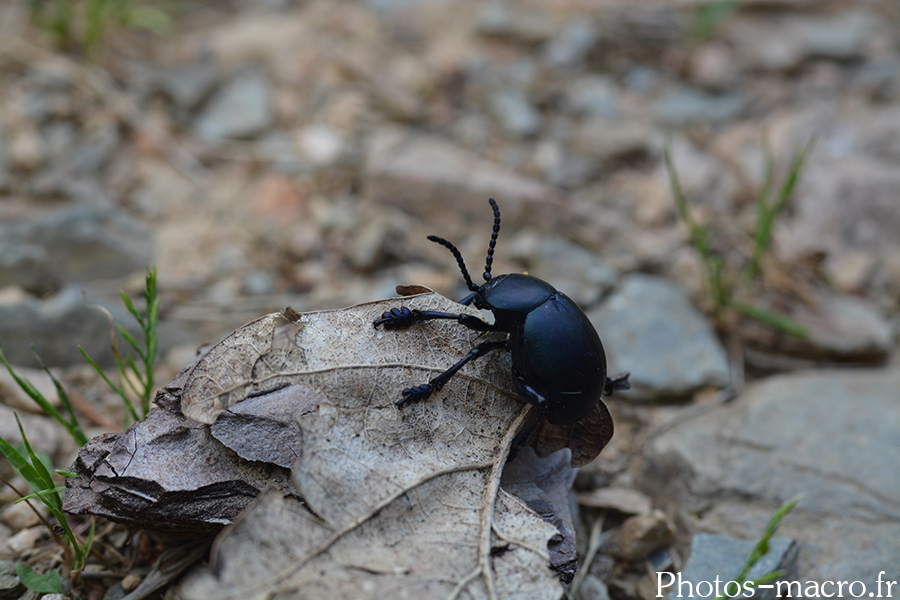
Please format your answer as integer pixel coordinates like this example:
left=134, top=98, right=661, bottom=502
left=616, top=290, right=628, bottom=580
left=397, top=384, right=435, bottom=407
left=374, top=307, right=415, bottom=330
left=604, top=372, right=631, bottom=395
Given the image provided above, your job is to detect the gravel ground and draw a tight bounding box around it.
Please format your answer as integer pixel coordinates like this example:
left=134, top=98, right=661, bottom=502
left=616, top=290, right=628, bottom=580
left=0, top=1, right=898, bottom=598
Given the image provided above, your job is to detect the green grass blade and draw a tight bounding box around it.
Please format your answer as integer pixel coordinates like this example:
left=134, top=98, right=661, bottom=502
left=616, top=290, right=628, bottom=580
left=733, top=302, right=808, bottom=338
left=0, top=346, right=61, bottom=419
left=29, top=349, right=88, bottom=446
left=80, top=346, right=140, bottom=423
left=0, top=435, right=45, bottom=490
left=750, top=138, right=814, bottom=280
left=81, top=517, right=97, bottom=569
left=716, top=496, right=800, bottom=599
left=18, top=485, right=67, bottom=503
left=15, top=415, right=60, bottom=510
left=120, top=290, right=145, bottom=327
left=773, top=137, right=815, bottom=215
left=117, top=323, right=145, bottom=361
left=749, top=138, right=775, bottom=279
left=735, top=496, right=800, bottom=582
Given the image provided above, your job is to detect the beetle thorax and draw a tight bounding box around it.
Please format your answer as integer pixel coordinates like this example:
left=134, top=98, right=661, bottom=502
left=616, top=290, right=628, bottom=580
left=475, top=273, right=557, bottom=330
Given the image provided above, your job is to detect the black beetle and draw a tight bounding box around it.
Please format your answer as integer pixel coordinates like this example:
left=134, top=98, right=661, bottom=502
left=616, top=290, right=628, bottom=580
left=374, top=198, right=629, bottom=430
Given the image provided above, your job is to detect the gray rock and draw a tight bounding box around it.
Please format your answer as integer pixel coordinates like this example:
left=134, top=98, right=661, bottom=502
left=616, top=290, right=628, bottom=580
left=507, top=234, right=616, bottom=308
left=543, top=19, right=598, bottom=68
left=624, top=65, right=660, bottom=95
left=0, top=287, right=138, bottom=367
left=775, top=111, right=900, bottom=307
left=0, top=205, right=153, bottom=286
left=602, top=510, right=675, bottom=561
left=71, top=119, right=120, bottom=173
left=790, top=290, right=893, bottom=362
left=574, top=574, right=609, bottom=600
left=0, top=559, right=25, bottom=600
left=726, top=10, right=879, bottom=72
left=795, top=10, right=877, bottom=61
left=635, top=369, right=900, bottom=584
left=241, top=271, right=276, bottom=296
left=298, top=124, right=345, bottom=167
left=571, top=115, right=653, bottom=162
left=0, top=242, right=60, bottom=295
left=851, top=56, right=900, bottom=102
left=157, top=59, right=220, bottom=110
left=253, top=132, right=309, bottom=174
left=532, top=140, right=595, bottom=190
left=477, top=2, right=555, bottom=43
left=362, top=127, right=559, bottom=233
left=41, top=120, right=77, bottom=164
left=0, top=121, right=11, bottom=192
left=786, top=158, right=900, bottom=256
left=673, top=534, right=798, bottom=600
left=653, top=87, right=746, bottom=126
left=564, top=75, right=619, bottom=116
left=194, top=67, right=274, bottom=141
left=488, top=91, right=541, bottom=138
left=589, top=274, right=730, bottom=400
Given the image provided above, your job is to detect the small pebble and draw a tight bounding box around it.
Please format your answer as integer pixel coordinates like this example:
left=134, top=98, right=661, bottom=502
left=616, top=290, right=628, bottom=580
left=6, top=526, right=42, bottom=553
left=1, top=501, right=44, bottom=531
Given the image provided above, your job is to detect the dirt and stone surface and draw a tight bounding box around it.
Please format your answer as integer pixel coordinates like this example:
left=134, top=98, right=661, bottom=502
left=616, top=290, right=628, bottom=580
left=0, top=1, right=898, bottom=598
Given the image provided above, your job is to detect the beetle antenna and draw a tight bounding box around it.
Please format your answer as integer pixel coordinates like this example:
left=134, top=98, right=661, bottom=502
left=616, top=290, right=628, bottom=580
left=483, top=198, right=501, bottom=281
left=427, top=235, right=479, bottom=292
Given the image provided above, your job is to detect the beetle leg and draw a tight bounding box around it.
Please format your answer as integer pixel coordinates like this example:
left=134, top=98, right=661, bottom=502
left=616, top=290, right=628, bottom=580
left=396, top=339, right=508, bottom=407
left=374, top=307, right=494, bottom=332
left=511, top=377, right=548, bottom=412
left=604, top=372, right=631, bottom=395
left=508, top=410, right=544, bottom=463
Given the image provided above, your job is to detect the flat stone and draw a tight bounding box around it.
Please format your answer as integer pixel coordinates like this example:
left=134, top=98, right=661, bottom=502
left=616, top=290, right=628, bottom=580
left=574, top=574, right=610, bottom=600
left=589, top=274, right=730, bottom=400
left=477, top=2, right=556, bottom=43
left=0, top=242, right=59, bottom=295
left=674, top=534, right=798, bottom=600
left=769, top=106, right=900, bottom=308
left=794, top=291, right=893, bottom=361
left=488, top=90, right=541, bottom=138
left=506, top=234, right=616, bottom=308
left=602, top=510, right=675, bottom=561
left=571, top=115, right=653, bottom=162
left=0, top=500, right=44, bottom=531
left=157, top=59, right=220, bottom=110
left=576, top=487, right=653, bottom=515
left=785, top=157, right=900, bottom=259
left=362, top=127, right=559, bottom=233
left=0, top=286, right=141, bottom=368
left=564, top=75, right=619, bottom=117
left=726, top=10, right=879, bottom=71
left=0, top=559, right=25, bottom=599
left=0, top=121, right=11, bottom=192
left=0, top=205, right=153, bottom=286
left=194, top=67, right=274, bottom=141
left=543, top=19, right=598, bottom=68
left=635, top=369, right=900, bottom=584
left=653, top=87, right=746, bottom=126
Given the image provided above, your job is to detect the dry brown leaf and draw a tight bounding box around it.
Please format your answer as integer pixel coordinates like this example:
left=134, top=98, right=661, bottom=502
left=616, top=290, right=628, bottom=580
left=174, top=292, right=568, bottom=598
left=67, top=292, right=612, bottom=597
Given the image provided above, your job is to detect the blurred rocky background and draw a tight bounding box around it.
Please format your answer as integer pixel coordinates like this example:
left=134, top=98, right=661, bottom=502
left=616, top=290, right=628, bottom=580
left=0, top=0, right=897, bottom=598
